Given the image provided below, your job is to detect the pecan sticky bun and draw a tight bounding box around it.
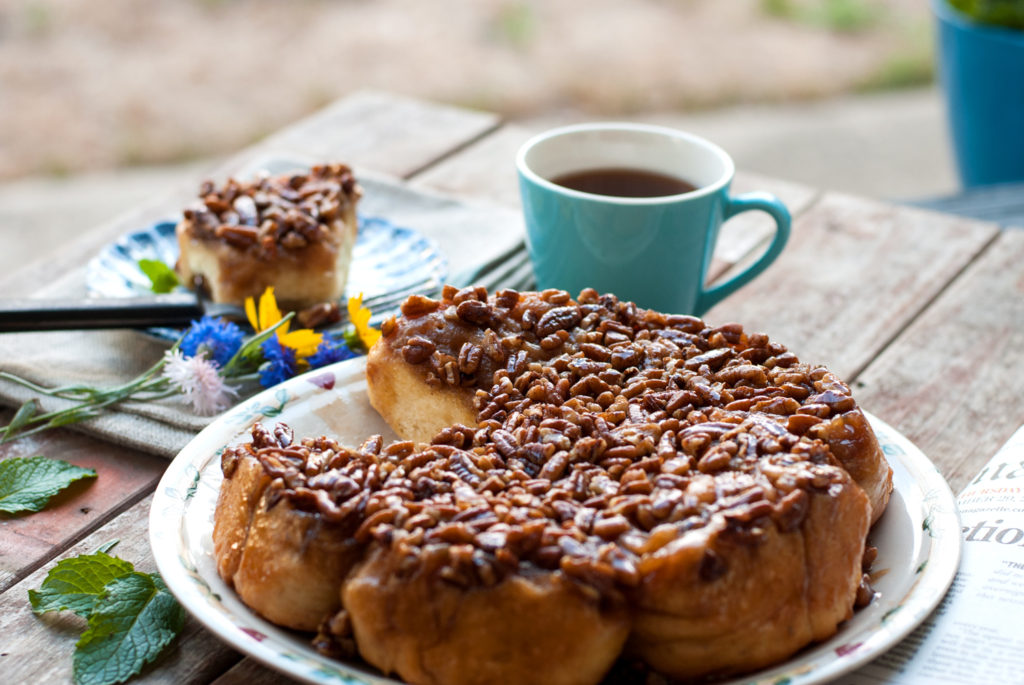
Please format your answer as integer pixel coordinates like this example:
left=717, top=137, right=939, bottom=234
left=213, top=287, right=892, bottom=685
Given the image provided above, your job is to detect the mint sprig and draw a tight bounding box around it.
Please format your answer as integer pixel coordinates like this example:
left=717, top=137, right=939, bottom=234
left=30, top=551, right=185, bottom=685
left=74, top=572, right=185, bottom=685
left=29, top=551, right=134, bottom=617
left=0, top=455, right=97, bottom=514
left=137, top=259, right=179, bottom=294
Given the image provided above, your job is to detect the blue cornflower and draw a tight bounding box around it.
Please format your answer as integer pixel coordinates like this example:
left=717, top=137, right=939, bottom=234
left=307, top=334, right=356, bottom=369
left=180, top=316, right=244, bottom=366
left=259, top=337, right=297, bottom=388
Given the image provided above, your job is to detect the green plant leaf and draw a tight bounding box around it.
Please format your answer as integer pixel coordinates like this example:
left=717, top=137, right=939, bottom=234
left=73, top=572, right=185, bottom=685
left=93, top=540, right=120, bottom=555
left=1, top=398, right=41, bottom=444
left=29, top=552, right=135, bottom=617
left=0, top=455, right=97, bottom=514
left=950, top=0, right=1024, bottom=31
left=6, top=399, right=39, bottom=434
left=137, top=259, right=179, bottom=294
left=342, top=327, right=364, bottom=352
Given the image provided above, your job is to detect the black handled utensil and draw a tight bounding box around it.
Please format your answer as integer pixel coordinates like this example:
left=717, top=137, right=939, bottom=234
left=0, top=293, right=247, bottom=333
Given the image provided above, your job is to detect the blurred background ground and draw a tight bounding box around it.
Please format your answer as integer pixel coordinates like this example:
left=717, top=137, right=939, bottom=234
left=0, top=0, right=958, bottom=274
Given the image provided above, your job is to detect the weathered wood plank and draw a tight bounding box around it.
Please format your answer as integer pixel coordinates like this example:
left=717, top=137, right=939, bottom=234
left=0, top=417, right=165, bottom=592
left=0, top=91, right=500, bottom=299
left=409, top=124, right=528, bottom=206
left=0, top=183, right=208, bottom=300
left=706, top=194, right=999, bottom=383
left=410, top=124, right=821, bottom=278
left=253, top=90, right=499, bottom=180
left=852, top=229, right=1024, bottom=492
left=0, top=496, right=244, bottom=684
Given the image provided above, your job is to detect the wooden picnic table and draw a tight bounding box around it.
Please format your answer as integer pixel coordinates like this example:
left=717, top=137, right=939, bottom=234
left=1, top=91, right=1022, bottom=684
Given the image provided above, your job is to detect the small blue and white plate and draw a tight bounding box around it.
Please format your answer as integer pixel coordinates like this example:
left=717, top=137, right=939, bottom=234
left=86, top=215, right=448, bottom=339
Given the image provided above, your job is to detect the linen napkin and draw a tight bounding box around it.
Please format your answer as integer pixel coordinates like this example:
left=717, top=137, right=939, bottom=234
left=0, top=174, right=525, bottom=459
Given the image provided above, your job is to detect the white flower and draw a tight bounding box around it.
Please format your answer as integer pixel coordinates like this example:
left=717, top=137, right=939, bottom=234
left=162, top=349, right=238, bottom=416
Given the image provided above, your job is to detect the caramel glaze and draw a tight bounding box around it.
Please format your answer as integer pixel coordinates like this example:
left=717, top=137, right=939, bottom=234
left=182, top=163, right=360, bottom=257
left=215, top=286, right=893, bottom=683
left=234, top=287, right=887, bottom=600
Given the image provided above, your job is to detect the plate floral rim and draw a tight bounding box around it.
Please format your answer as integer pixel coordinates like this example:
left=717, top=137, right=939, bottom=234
left=149, top=357, right=962, bottom=685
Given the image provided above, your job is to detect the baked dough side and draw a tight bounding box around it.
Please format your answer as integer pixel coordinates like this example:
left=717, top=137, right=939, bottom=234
left=356, top=288, right=887, bottom=680
left=811, top=408, right=892, bottom=524
left=230, top=495, right=361, bottom=632
left=628, top=475, right=870, bottom=679
left=344, top=546, right=630, bottom=685
left=365, top=337, right=476, bottom=444
left=212, top=451, right=269, bottom=583
left=212, top=431, right=363, bottom=632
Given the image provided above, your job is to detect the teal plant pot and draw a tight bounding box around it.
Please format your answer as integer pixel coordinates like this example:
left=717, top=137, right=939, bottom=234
left=934, top=0, right=1024, bottom=187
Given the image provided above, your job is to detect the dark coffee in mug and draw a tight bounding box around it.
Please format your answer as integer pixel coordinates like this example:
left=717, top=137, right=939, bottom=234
left=551, top=167, right=697, bottom=198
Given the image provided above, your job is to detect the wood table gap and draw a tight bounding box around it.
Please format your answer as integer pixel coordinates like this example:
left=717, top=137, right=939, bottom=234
left=400, top=119, right=506, bottom=182
left=0, top=475, right=160, bottom=593
left=845, top=226, right=1002, bottom=384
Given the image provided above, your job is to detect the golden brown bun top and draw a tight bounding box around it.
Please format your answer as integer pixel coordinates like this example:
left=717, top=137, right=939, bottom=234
left=224, top=286, right=889, bottom=599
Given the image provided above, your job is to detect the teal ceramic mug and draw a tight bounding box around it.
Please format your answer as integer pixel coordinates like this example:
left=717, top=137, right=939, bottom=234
left=516, top=123, right=790, bottom=315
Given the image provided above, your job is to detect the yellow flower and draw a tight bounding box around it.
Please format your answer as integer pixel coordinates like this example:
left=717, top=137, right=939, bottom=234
left=245, top=287, right=323, bottom=358
left=348, top=293, right=381, bottom=349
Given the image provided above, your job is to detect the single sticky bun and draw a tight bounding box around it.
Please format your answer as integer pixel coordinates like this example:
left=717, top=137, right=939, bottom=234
left=213, top=286, right=892, bottom=685
left=176, top=163, right=361, bottom=309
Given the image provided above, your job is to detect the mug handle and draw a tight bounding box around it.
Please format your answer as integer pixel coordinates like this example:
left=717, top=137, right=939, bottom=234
left=694, top=192, right=791, bottom=316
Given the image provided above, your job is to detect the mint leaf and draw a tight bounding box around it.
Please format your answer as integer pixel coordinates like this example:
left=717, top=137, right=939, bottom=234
left=29, top=551, right=184, bottom=685
left=29, top=552, right=135, bottom=617
left=0, top=456, right=97, bottom=514
left=137, top=259, right=179, bottom=294
left=73, top=572, right=185, bottom=685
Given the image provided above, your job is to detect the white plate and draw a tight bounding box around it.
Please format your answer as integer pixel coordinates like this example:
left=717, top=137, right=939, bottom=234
left=150, top=357, right=962, bottom=685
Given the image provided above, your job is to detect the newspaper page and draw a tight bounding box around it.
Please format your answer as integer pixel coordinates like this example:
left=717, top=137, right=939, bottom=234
left=840, top=425, right=1024, bottom=684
